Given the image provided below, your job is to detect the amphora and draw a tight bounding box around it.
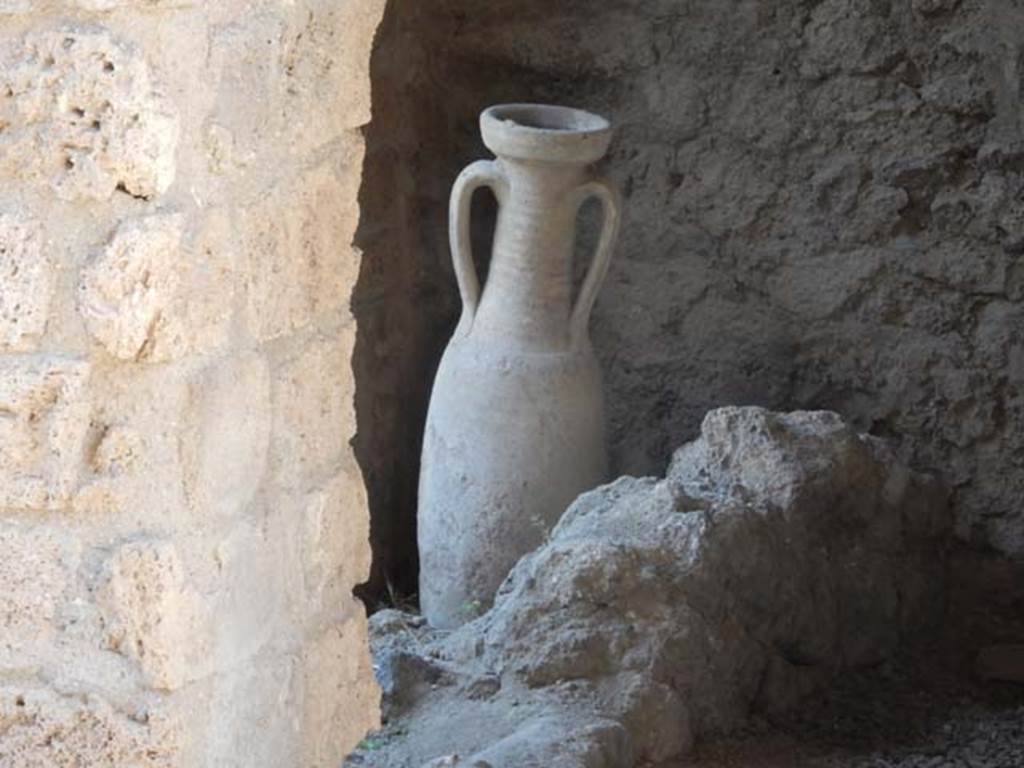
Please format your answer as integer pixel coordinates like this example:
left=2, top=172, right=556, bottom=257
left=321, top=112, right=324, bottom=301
left=418, top=104, right=622, bottom=628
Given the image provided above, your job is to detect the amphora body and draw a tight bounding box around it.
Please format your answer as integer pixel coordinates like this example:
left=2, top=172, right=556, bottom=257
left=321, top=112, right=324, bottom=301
left=418, top=104, right=622, bottom=628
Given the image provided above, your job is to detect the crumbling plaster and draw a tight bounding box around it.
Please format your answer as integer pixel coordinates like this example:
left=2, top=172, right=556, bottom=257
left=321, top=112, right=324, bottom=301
left=0, top=1, right=384, bottom=766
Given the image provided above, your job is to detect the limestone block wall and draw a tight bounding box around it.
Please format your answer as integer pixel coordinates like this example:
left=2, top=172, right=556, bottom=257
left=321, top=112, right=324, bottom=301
left=356, top=0, right=1024, bottom=605
left=0, top=1, right=383, bottom=765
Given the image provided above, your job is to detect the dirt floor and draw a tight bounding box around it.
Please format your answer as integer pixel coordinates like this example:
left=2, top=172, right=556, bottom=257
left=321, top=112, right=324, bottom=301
left=350, top=551, right=1023, bottom=768
left=676, top=654, right=1023, bottom=768
left=675, top=571, right=1024, bottom=768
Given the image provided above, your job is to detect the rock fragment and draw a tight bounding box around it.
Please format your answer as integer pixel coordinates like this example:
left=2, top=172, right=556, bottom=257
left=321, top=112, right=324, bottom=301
left=349, top=408, right=951, bottom=767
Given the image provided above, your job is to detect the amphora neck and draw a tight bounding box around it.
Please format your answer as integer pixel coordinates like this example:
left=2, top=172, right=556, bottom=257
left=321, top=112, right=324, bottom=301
left=470, top=157, right=592, bottom=353
left=455, top=104, right=615, bottom=355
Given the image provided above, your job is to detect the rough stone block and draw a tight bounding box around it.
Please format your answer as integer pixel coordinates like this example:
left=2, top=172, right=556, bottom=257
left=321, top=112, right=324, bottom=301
left=278, top=0, right=385, bottom=150
left=299, top=617, right=380, bottom=768
left=0, top=523, right=78, bottom=666
left=78, top=213, right=183, bottom=360
left=0, top=0, right=31, bottom=13
left=197, top=652, right=295, bottom=768
left=0, top=27, right=179, bottom=201
left=207, top=4, right=381, bottom=163
left=0, top=356, right=89, bottom=509
left=0, top=211, right=50, bottom=352
left=181, top=354, right=271, bottom=520
left=95, top=539, right=210, bottom=692
left=301, top=453, right=372, bottom=612
left=241, top=161, right=361, bottom=342
left=71, top=365, right=192, bottom=520
left=270, top=329, right=356, bottom=491
left=206, top=14, right=286, bottom=168
left=78, top=213, right=230, bottom=362
left=0, top=685, right=182, bottom=767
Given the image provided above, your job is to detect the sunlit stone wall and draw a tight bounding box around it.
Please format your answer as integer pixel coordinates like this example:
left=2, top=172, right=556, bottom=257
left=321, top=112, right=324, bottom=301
left=0, top=1, right=383, bottom=764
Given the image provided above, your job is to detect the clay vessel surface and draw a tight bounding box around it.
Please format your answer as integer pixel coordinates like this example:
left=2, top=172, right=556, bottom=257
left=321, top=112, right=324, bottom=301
left=418, top=104, right=623, bottom=629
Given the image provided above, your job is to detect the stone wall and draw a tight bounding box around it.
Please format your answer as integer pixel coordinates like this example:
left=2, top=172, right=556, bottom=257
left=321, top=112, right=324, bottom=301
left=356, top=0, right=1024, bottom=603
left=0, top=1, right=383, bottom=765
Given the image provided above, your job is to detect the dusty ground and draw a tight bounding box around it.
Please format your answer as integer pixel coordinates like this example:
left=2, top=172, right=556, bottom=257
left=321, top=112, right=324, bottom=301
left=352, top=620, right=1024, bottom=768
left=676, top=577, right=1024, bottom=768
left=352, top=597, right=1024, bottom=768
left=679, top=653, right=1024, bottom=768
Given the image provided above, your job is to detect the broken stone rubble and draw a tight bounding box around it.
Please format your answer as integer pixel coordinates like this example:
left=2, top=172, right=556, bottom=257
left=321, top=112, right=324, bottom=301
left=348, top=406, right=951, bottom=768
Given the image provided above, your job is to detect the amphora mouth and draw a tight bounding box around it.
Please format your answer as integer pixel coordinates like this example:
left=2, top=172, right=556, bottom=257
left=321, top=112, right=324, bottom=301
left=481, top=104, right=613, bottom=164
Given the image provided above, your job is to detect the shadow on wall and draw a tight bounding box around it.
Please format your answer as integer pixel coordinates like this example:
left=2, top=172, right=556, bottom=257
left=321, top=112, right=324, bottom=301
left=353, top=0, right=1024, bottom=610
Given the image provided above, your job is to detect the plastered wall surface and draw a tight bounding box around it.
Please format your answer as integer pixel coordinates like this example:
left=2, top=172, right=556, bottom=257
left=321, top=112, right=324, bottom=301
left=357, top=0, right=1024, bottom=594
left=0, top=1, right=383, bottom=765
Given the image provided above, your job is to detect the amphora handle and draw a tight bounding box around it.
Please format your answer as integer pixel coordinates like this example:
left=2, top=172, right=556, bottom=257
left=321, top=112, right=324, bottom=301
left=570, top=177, right=622, bottom=348
left=449, top=160, right=508, bottom=337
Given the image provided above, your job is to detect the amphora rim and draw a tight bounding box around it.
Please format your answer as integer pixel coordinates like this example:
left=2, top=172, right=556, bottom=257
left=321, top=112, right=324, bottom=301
left=481, top=103, right=613, bottom=164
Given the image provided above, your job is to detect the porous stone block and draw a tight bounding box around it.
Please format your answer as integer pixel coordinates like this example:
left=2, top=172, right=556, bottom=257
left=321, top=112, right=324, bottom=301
left=78, top=213, right=230, bottom=362
left=181, top=353, right=271, bottom=520
left=0, top=523, right=78, bottom=666
left=278, top=0, right=386, bottom=151
left=0, top=212, right=50, bottom=352
left=205, top=522, right=284, bottom=664
left=270, top=330, right=356, bottom=491
left=300, top=453, right=372, bottom=612
left=95, top=539, right=210, bottom=692
left=299, top=617, right=380, bottom=767
left=71, top=365, right=191, bottom=520
left=0, top=27, right=179, bottom=201
left=0, top=685, right=182, bottom=767
left=207, top=4, right=382, bottom=164
left=241, top=160, right=361, bottom=342
left=206, top=14, right=286, bottom=168
left=78, top=213, right=183, bottom=360
left=197, top=652, right=296, bottom=768
left=0, top=356, right=89, bottom=509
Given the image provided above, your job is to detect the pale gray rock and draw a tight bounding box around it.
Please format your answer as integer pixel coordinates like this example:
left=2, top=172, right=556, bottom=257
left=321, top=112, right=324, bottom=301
left=349, top=407, right=951, bottom=768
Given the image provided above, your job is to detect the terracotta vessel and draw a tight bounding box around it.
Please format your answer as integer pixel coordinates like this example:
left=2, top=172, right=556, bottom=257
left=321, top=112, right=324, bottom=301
left=418, top=104, right=622, bottom=628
